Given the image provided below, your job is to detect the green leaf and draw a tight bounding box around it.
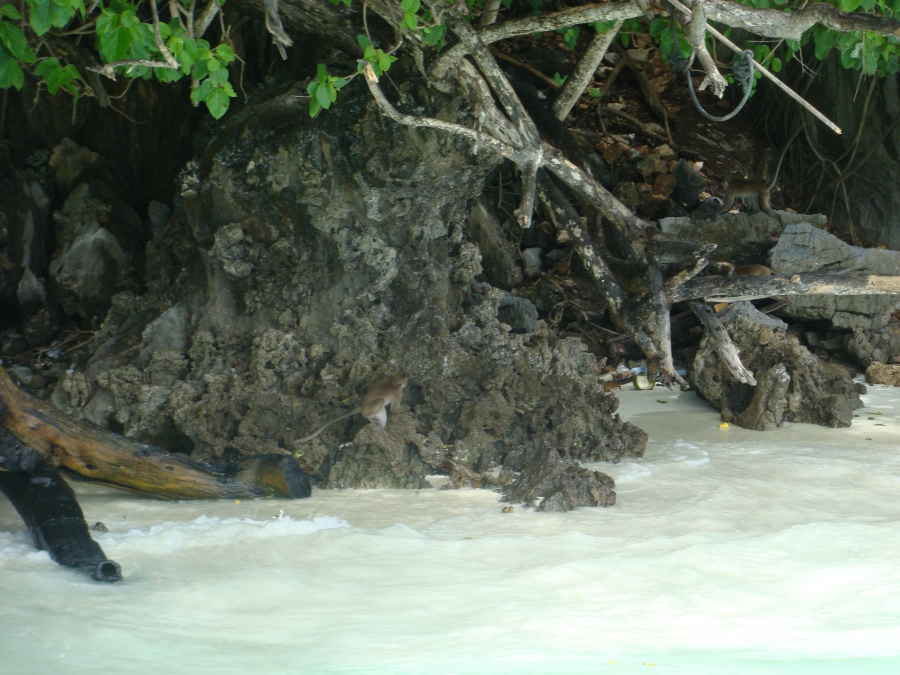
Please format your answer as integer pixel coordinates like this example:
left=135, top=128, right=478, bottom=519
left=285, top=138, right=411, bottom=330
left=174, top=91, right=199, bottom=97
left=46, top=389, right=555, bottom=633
left=309, top=96, right=322, bottom=117
left=191, top=79, right=211, bottom=102
left=0, top=21, right=36, bottom=63
left=204, top=87, right=230, bottom=119
left=422, top=23, right=446, bottom=47
left=209, top=67, right=229, bottom=85
left=400, top=0, right=420, bottom=12
left=28, top=0, right=53, bottom=35
left=35, top=57, right=81, bottom=94
left=813, top=29, right=835, bottom=61
left=315, top=80, right=332, bottom=109
left=357, top=34, right=372, bottom=51
left=0, top=5, right=22, bottom=20
left=403, top=11, right=417, bottom=30
left=376, top=49, right=397, bottom=74
left=0, top=49, right=24, bottom=89
left=214, top=44, right=235, bottom=65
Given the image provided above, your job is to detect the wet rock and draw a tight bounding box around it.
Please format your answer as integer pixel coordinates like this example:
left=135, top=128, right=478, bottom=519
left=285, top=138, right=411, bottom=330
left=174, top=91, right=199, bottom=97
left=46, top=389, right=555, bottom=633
left=49, top=138, right=101, bottom=193
left=865, top=362, right=900, bottom=386
left=502, top=446, right=616, bottom=511
left=497, top=293, right=538, bottom=334
left=48, top=181, right=141, bottom=324
left=691, top=302, right=865, bottom=429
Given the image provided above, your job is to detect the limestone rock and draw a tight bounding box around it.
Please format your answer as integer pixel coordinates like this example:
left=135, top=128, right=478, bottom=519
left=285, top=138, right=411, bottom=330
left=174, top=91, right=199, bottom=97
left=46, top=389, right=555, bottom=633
left=691, top=302, right=865, bottom=429
left=770, top=223, right=900, bottom=330
left=865, top=362, right=900, bottom=386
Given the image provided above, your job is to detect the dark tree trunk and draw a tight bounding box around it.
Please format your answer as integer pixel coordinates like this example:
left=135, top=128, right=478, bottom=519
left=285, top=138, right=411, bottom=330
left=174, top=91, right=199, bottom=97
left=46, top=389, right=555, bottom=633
left=0, top=446, right=122, bottom=581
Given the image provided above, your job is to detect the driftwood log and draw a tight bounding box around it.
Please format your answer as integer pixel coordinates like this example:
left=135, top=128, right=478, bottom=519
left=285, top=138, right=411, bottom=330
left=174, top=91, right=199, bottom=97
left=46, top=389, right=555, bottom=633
left=0, top=366, right=311, bottom=500
left=0, top=431, right=122, bottom=582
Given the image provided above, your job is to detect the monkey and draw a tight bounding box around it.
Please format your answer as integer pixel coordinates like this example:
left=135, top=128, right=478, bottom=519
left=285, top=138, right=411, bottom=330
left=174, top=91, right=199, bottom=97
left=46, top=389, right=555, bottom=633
left=734, top=264, right=774, bottom=276
left=296, top=373, right=408, bottom=443
left=716, top=126, right=804, bottom=228
left=716, top=175, right=784, bottom=227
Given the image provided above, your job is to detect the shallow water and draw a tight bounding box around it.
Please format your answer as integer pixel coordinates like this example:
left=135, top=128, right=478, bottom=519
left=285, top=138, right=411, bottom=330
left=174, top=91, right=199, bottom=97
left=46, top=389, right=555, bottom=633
left=2, top=385, right=899, bottom=674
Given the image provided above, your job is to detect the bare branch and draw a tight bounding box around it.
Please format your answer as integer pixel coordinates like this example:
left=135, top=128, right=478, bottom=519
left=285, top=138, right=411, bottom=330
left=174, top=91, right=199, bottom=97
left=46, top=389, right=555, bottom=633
left=669, top=0, right=841, bottom=133
left=89, top=58, right=177, bottom=79
left=448, top=16, right=543, bottom=227
left=684, top=0, right=727, bottom=97
left=688, top=300, right=757, bottom=385
left=362, top=63, right=531, bottom=165
left=149, top=0, right=179, bottom=69
left=432, top=2, right=643, bottom=80
left=194, top=0, right=221, bottom=37
left=264, top=0, right=294, bottom=60
left=704, top=0, right=900, bottom=41
left=553, top=21, right=623, bottom=121
left=670, top=273, right=900, bottom=303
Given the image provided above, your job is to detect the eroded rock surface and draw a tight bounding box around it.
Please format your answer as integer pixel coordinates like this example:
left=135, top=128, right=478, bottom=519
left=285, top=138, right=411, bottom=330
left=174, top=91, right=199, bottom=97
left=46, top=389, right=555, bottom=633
left=691, top=302, right=865, bottom=429
left=41, top=79, right=646, bottom=509
left=771, top=223, right=900, bottom=330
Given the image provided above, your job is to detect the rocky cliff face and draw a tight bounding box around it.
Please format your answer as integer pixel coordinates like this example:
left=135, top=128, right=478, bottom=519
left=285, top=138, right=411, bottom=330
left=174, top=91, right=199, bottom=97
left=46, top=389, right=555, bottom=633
left=4, top=77, right=646, bottom=508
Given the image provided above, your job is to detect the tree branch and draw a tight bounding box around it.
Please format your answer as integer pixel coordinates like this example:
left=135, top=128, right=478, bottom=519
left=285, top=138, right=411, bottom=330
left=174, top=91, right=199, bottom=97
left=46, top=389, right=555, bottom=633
left=362, top=63, right=531, bottom=165
left=688, top=300, right=757, bottom=385
left=704, top=0, right=900, bottom=41
left=432, top=2, right=643, bottom=80
left=668, top=0, right=841, bottom=133
left=670, top=272, right=900, bottom=303
left=553, top=21, right=623, bottom=121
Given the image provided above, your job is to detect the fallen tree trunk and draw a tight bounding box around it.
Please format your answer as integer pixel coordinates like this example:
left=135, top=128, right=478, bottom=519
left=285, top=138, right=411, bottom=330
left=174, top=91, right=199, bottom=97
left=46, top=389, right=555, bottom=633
left=669, top=272, right=900, bottom=303
left=0, top=443, right=122, bottom=582
left=0, top=366, right=311, bottom=500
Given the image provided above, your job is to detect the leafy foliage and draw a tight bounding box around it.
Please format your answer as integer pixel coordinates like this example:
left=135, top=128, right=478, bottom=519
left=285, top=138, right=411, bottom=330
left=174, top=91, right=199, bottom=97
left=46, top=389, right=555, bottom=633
left=307, top=63, right=348, bottom=118
left=1, top=0, right=236, bottom=118
left=2, top=0, right=899, bottom=120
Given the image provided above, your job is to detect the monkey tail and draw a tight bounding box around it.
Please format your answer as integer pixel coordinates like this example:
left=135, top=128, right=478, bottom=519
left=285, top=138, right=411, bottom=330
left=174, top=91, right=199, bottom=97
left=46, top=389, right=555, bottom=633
left=296, top=408, right=359, bottom=443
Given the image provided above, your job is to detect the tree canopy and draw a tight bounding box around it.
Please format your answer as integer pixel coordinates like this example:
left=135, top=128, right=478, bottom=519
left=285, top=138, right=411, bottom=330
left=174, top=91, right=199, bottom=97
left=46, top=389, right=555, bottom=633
left=2, top=0, right=900, bottom=119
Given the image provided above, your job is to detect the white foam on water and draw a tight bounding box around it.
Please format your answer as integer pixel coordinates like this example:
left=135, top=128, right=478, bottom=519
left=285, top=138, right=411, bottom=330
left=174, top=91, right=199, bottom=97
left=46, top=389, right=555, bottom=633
left=2, top=385, right=899, bottom=674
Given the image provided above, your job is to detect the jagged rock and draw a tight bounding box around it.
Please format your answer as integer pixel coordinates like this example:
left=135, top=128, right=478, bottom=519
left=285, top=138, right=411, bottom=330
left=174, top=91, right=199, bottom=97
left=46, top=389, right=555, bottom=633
left=866, top=362, right=900, bottom=386
left=49, top=138, right=101, bottom=193
left=501, top=446, right=616, bottom=511
left=41, top=75, right=647, bottom=504
left=466, top=198, right=521, bottom=290
left=497, top=292, right=539, bottom=334
left=658, top=213, right=828, bottom=263
left=48, top=180, right=141, bottom=323
left=848, top=324, right=900, bottom=368
left=770, top=223, right=900, bottom=330
left=520, top=247, right=543, bottom=277
left=690, top=302, right=865, bottom=429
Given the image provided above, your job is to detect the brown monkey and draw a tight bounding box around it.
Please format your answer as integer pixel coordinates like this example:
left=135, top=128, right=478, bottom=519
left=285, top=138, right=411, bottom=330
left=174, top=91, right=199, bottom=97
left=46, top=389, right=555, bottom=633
left=297, top=373, right=408, bottom=443
left=734, top=264, right=774, bottom=276
left=716, top=127, right=803, bottom=228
